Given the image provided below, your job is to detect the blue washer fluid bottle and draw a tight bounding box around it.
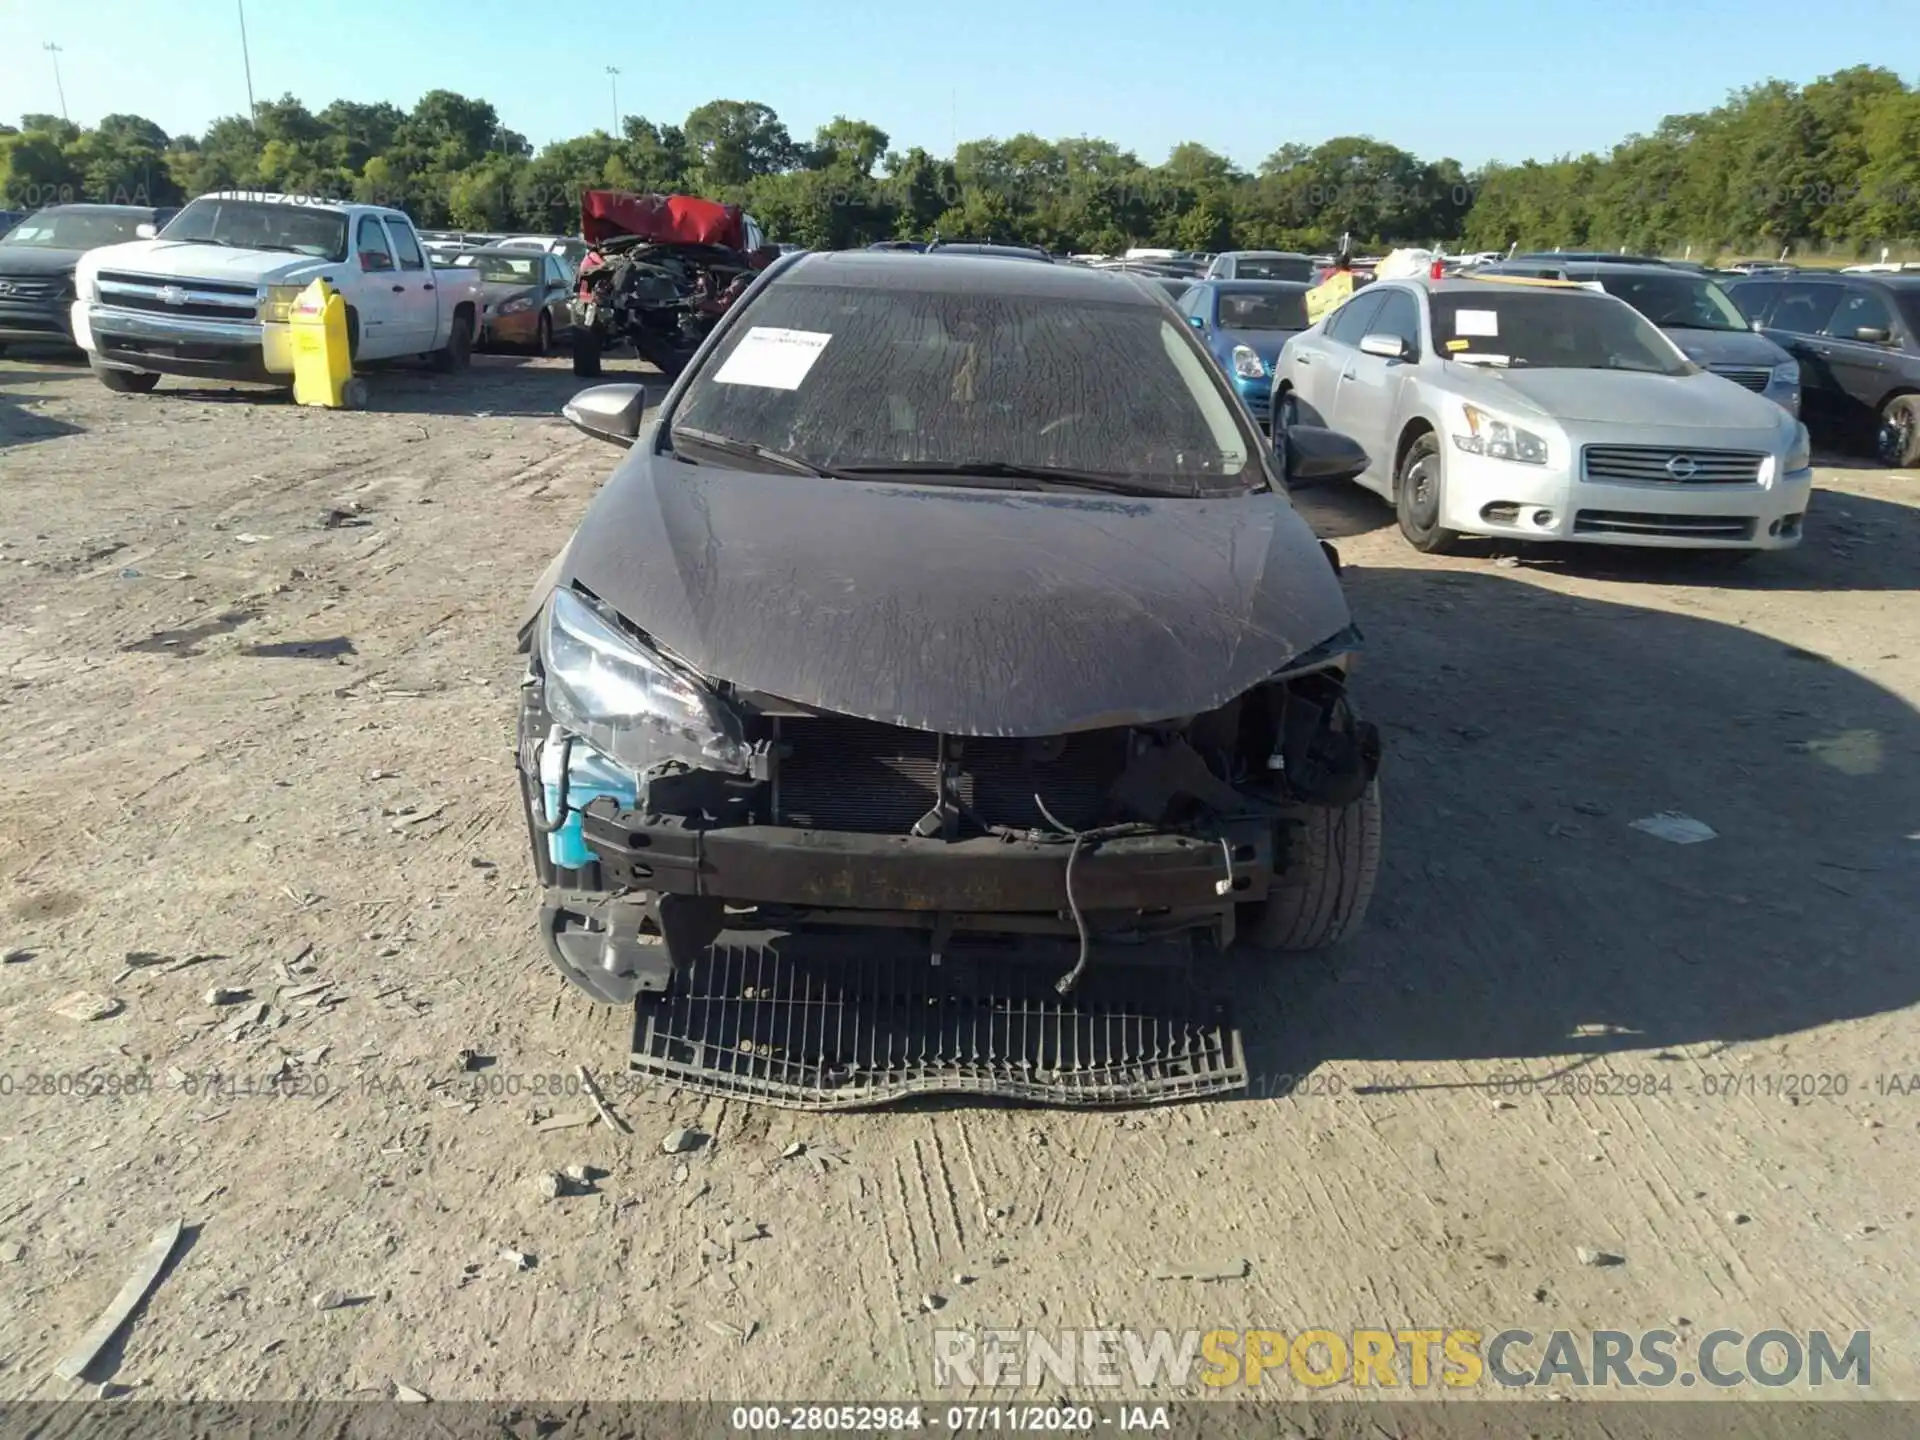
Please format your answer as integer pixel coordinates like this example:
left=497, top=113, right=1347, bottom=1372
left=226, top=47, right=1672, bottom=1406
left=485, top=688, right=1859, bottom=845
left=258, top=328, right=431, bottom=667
left=540, top=727, right=639, bottom=870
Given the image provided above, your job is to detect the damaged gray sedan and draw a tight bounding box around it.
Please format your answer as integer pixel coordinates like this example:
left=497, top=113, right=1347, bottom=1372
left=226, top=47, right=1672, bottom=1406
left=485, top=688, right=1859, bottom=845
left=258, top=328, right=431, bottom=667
left=517, top=250, right=1383, bottom=1010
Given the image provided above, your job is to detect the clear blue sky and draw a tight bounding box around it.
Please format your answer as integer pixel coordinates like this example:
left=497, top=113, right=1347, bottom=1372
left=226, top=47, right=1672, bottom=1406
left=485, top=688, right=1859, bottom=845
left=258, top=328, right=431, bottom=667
left=5, top=0, right=1912, bottom=170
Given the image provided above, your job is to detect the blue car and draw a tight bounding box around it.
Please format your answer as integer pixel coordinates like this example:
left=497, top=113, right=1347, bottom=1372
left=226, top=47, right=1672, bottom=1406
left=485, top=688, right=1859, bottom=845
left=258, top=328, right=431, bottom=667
left=1172, top=279, right=1311, bottom=427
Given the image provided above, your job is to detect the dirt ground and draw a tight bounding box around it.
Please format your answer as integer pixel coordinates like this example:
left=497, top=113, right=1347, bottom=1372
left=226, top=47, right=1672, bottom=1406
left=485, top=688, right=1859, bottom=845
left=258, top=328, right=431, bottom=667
left=1, top=350, right=1917, bottom=1407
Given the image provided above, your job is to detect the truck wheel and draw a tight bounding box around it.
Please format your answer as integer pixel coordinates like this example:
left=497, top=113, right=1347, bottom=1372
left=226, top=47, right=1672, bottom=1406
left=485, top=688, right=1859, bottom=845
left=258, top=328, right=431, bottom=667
left=572, top=326, right=603, bottom=378
left=93, top=363, right=160, bottom=394
left=1877, top=394, right=1920, bottom=469
left=432, top=309, right=474, bottom=373
left=1242, top=782, right=1382, bottom=952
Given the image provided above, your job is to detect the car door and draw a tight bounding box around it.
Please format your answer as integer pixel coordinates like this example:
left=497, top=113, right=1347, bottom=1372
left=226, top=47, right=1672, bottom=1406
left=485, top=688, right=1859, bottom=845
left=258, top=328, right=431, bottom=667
left=542, top=255, right=572, bottom=334
left=1283, top=288, right=1377, bottom=425
left=337, top=214, right=401, bottom=357
left=1309, top=289, right=1388, bottom=429
left=1752, top=280, right=1843, bottom=424
left=1328, top=286, right=1421, bottom=488
left=1816, top=284, right=1902, bottom=428
left=381, top=216, right=437, bottom=353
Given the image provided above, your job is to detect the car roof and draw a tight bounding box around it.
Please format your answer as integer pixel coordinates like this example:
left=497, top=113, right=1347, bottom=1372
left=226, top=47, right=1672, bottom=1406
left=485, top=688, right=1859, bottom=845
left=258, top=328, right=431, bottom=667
left=1190, top=278, right=1312, bottom=292
left=27, top=202, right=167, bottom=216
left=1560, top=261, right=1712, bottom=278
left=1220, top=249, right=1314, bottom=259
left=1397, top=276, right=1614, bottom=297
left=783, top=249, right=1161, bottom=302
left=927, top=242, right=1052, bottom=261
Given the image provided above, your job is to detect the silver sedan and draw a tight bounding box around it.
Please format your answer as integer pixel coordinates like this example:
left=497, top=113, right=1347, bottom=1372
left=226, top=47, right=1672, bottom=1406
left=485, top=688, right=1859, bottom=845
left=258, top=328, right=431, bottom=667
left=1272, top=276, right=1813, bottom=555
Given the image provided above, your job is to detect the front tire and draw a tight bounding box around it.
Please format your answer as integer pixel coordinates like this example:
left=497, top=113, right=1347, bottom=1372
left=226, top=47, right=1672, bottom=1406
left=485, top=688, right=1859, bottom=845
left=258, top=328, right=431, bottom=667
left=1273, top=388, right=1299, bottom=431
left=1243, top=782, right=1383, bottom=952
left=432, top=310, right=473, bottom=373
left=572, top=324, right=603, bottom=378
left=92, top=362, right=159, bottom=394
left=1395, top=433, right=1462, bottom=554
left=1876, top=394, right=1920, bottom=468
left=535, top=313, right=553, bottom=356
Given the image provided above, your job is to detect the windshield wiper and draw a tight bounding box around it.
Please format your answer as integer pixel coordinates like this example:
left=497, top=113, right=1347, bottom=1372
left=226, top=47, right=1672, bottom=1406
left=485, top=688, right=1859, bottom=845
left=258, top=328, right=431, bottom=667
left=670, top=427, right=846, bottom=478
left=830, top=461, right=1174, bottom=497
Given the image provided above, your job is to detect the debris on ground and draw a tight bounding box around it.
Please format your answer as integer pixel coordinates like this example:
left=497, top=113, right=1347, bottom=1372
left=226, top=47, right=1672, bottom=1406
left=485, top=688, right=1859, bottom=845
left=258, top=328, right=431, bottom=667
left=310, top=1288, right=353, bottom=1312
left=51, top=1220, right=185, bottom=1383
left=52, top=992, right=123, bottom=1022
left=3, top=948, right=35, bottom=964
left=1150, top=1259, right=1249, bottom=1281
left=536, top=1112, right=598, bottom=1133
left=1629, top=812, right=1717, bottom=844
left=921, top=1293, right=946, bottom=1312
left=533, top=1171, right=576, bottom=1201
left=394, top=1384, right=430, bottom=1402
left=663, top=1127, right=705, bottom=1155
left=781, top=1141, right=805, bottom=1159
left=500, top=1249, right=535, bottom=1271
left=205, top=987, right=251, bottom=1006
left=1576, top=1247, right=1625, bottom=1267
left=0, top=1241, right=23, bottom=1263
left=1726, top=1212, right=1752, bottom=1225
left=577, top=1065, right=629, bottom=1133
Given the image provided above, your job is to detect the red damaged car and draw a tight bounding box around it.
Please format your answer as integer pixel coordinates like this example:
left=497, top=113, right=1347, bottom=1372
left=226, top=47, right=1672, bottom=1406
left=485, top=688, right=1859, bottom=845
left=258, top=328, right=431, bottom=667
left=570, top=190, right=777, bottom=379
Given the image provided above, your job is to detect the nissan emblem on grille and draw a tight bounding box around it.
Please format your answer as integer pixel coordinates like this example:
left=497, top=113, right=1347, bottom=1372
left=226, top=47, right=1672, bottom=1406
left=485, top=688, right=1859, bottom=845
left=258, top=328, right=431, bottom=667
left=157, top=285, right=188, bottom=306
left=1665, top=454, right=1699, bottom=480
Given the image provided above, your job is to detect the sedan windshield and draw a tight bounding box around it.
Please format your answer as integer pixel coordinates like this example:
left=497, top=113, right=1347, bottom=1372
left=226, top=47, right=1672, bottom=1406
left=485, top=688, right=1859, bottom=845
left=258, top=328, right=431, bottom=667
left=1431, top=290, right=1693, bottom=374
left=1218, top=289, right=1308, bottom=331
left=1, top=209, right=150, bottom=249
left=670, top=280, right=1255, bottom=496
left=1589, top=272, right=1750, bottom=332
left=1232, top=256, right=1316, bottom=282
left=159, top=199, right=348, bottom=261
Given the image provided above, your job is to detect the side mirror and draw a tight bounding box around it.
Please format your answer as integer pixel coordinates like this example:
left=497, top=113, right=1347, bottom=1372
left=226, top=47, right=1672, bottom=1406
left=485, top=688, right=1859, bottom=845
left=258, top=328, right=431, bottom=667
left=1187, top=314, right=1205, bottom=330
left=1854, top=326, right=1892, bottom=344
left=1279, top=423, right=1370, bottom=489
left=1358, top=332, right=1407, bottom=360
left=135, top=223, right=157, bottom=239
left=563, top=383, right=647, bottom=447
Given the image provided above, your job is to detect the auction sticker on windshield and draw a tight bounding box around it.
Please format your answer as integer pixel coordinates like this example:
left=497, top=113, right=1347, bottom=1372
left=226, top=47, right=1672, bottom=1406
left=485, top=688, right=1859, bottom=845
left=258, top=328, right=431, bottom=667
left=713, top=327, right=833, bottom=389
left=1453, top=310, right=1499, bottom=336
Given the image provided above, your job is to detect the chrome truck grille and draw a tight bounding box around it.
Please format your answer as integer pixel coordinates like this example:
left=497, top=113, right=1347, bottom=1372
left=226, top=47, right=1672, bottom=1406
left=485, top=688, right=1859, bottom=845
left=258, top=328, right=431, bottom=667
left=95, top=270, right=260, bottom=322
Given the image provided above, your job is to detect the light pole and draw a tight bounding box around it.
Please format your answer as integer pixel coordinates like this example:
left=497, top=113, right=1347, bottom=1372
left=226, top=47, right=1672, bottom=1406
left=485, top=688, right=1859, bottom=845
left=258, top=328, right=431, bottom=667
left=606, top=66, right=620, bottom=136
left=44, top=44, right=68, bottom=123
left=237, top=0, right=258, bottom=126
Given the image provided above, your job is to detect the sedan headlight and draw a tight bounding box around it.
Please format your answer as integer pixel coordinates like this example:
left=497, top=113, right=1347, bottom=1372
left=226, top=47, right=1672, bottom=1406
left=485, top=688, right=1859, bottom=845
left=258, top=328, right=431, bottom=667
left=497, top=295, right=535, bottom=315
left=1453, top=403, right=1549, bottom=464
left=1232, top=345, right=1267, bottom=380
left=262, top=284, right=305, bottom=324
left=538, top=588, right=751, bottom=775
left=1784, top=421, right=1811, bottom=473
left=1771, top=359, right=1801, bottom=385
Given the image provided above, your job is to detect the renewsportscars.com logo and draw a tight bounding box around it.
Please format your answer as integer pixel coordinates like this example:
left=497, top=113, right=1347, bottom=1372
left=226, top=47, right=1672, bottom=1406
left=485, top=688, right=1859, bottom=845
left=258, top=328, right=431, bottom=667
left=932, top=1327, right=1872, bottom=1391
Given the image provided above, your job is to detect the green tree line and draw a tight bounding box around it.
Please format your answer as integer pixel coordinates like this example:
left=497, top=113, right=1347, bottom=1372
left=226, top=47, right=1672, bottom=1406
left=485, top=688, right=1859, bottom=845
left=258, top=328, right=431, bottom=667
left=4, top=67, right=1918, bottom=255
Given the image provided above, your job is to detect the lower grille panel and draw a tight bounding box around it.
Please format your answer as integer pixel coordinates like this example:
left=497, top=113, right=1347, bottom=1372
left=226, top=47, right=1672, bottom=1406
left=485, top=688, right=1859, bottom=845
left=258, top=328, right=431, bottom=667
left=1574, top=508, right=1756, bottom=540
left=631, top=931, right=1246, bottom=1108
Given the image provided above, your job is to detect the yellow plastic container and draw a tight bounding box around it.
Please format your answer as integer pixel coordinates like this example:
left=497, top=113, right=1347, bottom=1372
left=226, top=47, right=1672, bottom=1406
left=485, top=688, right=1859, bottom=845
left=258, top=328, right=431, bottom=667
left=1304, top=270, right=1355, bottom=326
left=288, top=278, right=362, bottom=408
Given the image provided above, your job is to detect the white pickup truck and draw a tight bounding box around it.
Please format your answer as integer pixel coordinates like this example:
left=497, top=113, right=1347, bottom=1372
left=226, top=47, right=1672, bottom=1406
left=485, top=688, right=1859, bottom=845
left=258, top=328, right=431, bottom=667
left=70, top=192, right=482, bottom=393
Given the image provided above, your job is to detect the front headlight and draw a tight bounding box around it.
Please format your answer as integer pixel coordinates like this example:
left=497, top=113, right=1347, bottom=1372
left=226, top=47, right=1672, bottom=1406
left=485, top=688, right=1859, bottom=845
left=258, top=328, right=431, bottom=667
left=1784, top=421, right=1811, bottom=473
left=1453, top=403, right=1549, bottom=464
left=538, top=588, right=751, bottom=775
left=1232, top=345, right=1267, bottom=380
left=262, top=284, right=304, bottom=323
left=497, top=296, right=535, bottom=315
left=1771, top=360, right=1801, bottom=385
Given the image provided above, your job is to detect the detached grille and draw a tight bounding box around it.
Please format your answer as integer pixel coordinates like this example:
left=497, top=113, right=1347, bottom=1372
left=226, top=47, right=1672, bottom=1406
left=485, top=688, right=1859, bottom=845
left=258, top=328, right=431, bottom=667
left=1574, top=509, right=1756, bottom=540
left=96, top=270, right=259, bottom=321
left=774, top=716, right=1127, bottom=836
left=1709, top=365, right=1772, bottom=393
left=1582, top=445, right=1765, bottom=485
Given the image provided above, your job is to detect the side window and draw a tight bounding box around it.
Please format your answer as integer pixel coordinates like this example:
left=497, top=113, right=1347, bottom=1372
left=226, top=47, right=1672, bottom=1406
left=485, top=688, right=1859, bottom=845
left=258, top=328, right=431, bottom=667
left=1824, top=287, right=1895, bottom=342
left=1765, top=283, right=1841, bottom=337
left=1371, top=288, right=1421, bottom=355
left=1183, top=287, right=1210, bottom=322
left=1324, top=290, right=1387, bottom=345
left=744, top=216, right=765, bottom=251
left=544, top=256, right=564, bottom=288
left=1726, top=282, right=1775, bottom=325
left=385, top=219, right=425, bottom=271
left=355, top=216, right=393, bottom=271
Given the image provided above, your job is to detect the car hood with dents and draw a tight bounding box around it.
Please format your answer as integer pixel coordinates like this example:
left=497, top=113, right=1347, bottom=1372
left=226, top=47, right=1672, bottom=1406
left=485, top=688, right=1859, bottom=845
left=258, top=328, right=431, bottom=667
left=547, top=452, right=1356, bottom=737
left=1441, top=364, right=1793, bottom=429
left=1658, top=325, right=1793, bottom=369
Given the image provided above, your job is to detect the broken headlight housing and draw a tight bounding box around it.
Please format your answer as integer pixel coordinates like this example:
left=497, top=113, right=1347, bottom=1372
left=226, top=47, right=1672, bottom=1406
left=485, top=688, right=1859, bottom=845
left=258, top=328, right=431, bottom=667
left=1454, top=403, right=1548, bottom=464
left=538, top=588, right=751, bottom=775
